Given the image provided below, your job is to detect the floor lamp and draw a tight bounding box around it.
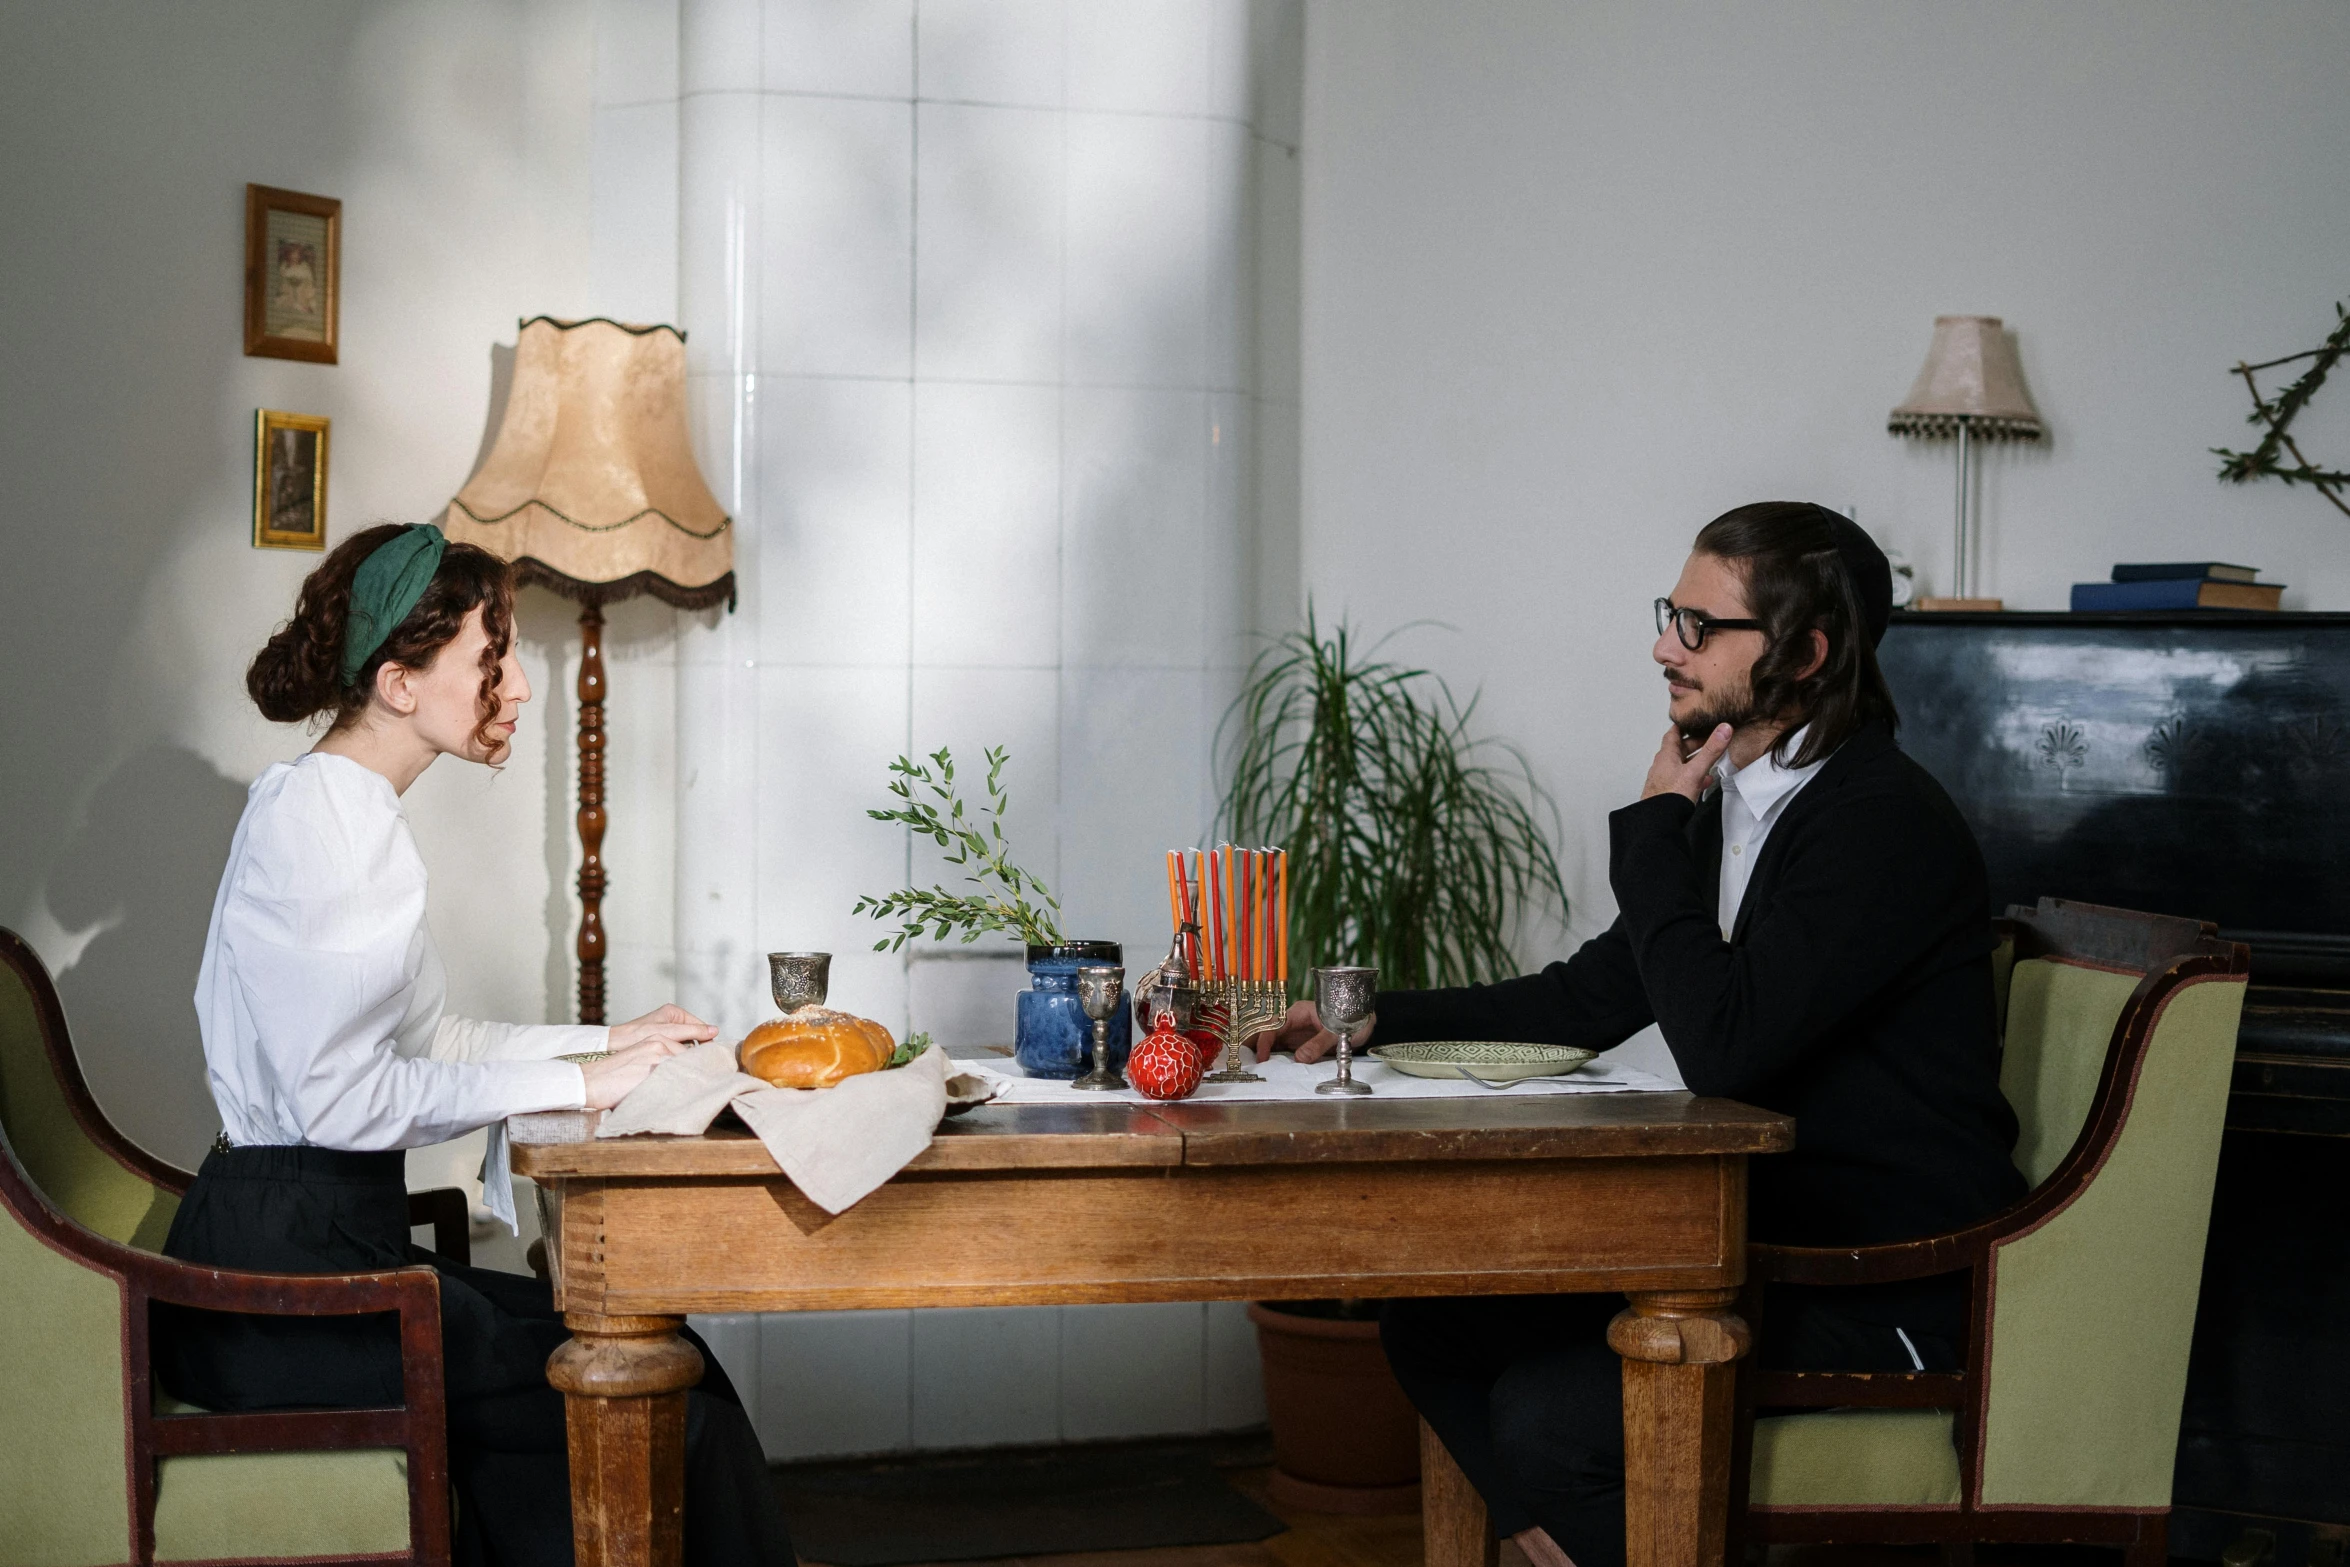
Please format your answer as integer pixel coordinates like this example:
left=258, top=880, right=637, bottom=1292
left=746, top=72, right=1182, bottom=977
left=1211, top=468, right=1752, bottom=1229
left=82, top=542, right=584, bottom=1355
left=1889, top=315, right=2044, bottom=611
left=441, top=315, right=735, bottom=1024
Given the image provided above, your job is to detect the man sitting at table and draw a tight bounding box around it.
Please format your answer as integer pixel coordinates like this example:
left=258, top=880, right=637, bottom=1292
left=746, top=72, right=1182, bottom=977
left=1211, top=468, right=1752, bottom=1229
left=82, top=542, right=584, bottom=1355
left=1253, top=500, right=2026, bottom=1567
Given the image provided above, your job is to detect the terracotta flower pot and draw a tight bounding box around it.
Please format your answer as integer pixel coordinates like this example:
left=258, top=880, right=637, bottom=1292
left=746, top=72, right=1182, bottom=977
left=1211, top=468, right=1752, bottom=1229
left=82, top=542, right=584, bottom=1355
left=1247, top=1301, right=1422, bottom=1515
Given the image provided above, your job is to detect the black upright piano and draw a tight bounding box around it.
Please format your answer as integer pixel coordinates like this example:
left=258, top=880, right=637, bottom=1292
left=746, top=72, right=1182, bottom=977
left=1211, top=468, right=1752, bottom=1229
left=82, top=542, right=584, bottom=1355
left=1880, top=611, right=2350, bottom=1564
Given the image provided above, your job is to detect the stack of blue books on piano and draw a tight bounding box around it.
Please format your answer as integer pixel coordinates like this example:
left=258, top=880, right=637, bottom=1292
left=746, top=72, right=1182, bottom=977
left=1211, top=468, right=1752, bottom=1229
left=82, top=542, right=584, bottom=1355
left=2070, top=562, right=2284, bottom=612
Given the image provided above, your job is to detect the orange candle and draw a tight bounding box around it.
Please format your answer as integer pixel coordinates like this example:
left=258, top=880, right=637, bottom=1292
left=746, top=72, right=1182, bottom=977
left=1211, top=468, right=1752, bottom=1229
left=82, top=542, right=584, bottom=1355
left=1254, top=850, right=1269, bottom=983
left=1276, top=848, right=1288, bottom=985
left=1165, top=851, right=1182, bottom=941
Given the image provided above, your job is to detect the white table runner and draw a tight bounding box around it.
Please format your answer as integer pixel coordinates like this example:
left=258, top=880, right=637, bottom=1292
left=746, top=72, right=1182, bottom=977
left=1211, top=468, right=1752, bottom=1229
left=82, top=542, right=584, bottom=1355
left=957, top=1049, right=1677, bottom=1105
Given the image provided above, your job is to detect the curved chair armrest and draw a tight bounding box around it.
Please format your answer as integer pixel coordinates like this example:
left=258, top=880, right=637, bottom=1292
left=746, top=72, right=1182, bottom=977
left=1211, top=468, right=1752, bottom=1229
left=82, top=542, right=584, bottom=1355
left=408, top=1186, right=471, bottom=1265
left=133, top=1256, right=448, bottom=1467
left=1751, top=1231, right=1989, bottom=1287
left=1758, top=941, right=2249, bottom=1292
left=141, top=1255, right=444, bottom=1320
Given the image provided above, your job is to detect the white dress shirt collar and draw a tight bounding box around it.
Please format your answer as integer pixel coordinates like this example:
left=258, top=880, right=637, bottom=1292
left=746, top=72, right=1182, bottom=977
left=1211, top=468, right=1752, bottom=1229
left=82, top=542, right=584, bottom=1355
left=1715, top=725, right=1824, bottom=820
left=1712, top=725, right=1829, bottom=937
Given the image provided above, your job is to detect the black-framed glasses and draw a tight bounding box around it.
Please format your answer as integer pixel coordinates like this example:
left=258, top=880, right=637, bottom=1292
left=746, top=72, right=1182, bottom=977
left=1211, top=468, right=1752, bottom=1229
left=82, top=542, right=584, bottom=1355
left=1654, top=598, right=1763, bottom=651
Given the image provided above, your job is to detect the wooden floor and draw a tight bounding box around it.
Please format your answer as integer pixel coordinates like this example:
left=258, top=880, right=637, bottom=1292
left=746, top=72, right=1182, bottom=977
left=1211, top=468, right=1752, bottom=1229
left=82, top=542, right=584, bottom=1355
left=797, top=1464, right=1423, bottom=1567
left=803, top=1457, right=2152, bottom=1567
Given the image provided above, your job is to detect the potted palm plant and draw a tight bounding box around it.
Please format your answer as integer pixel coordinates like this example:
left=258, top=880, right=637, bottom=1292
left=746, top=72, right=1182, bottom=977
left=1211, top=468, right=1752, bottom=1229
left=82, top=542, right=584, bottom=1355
left=1222, top=608, right=1570, bottom=1511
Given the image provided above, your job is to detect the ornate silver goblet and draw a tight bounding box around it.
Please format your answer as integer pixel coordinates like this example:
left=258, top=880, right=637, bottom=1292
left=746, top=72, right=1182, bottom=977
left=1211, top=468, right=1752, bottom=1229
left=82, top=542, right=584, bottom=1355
left=1071, top=964, right=1128, bottom=1091
left=1314, top=965, right=1377, bottom=1096
left=768, top=952, right=831, bottom=1015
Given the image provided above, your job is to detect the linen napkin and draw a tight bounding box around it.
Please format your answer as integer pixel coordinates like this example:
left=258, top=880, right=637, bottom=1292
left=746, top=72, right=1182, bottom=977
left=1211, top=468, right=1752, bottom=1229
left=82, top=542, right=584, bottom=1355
left=593, top=1039, right=999, bottom=1214
left=595, top=1038, right=765, bottom=1136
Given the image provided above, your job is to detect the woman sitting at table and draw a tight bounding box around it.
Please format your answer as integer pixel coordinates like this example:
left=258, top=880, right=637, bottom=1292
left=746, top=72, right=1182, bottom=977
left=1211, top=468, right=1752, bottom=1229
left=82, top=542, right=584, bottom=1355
left=161, top=522, right=795, bottom=1567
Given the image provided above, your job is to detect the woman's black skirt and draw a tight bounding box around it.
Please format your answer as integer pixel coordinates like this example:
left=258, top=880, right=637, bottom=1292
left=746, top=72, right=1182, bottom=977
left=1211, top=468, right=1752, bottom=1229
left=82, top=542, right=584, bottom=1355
left=160, top=1144, right=792, bottom=1567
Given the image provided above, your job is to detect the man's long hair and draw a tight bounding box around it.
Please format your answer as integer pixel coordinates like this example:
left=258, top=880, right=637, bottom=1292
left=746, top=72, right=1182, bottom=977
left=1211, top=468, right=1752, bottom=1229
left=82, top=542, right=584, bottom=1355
left=1693, top=501, right=1898, bottom=768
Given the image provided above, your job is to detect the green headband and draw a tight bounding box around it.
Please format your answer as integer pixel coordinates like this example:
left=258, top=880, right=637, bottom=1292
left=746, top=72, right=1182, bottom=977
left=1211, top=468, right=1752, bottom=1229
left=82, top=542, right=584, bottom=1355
left=341, top=524, right=448, bottom=687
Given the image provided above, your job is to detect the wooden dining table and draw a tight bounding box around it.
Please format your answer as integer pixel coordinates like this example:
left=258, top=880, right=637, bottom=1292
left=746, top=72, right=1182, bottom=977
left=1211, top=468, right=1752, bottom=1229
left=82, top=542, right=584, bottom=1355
left=510, top=1089, right=1792, bottom=1567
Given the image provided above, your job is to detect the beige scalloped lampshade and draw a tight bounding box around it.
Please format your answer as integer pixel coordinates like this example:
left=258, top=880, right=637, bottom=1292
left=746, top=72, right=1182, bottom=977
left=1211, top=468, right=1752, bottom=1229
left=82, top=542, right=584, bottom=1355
left=440, top=316, right=734, bottom=608
left=1888, top=315, right=2045, bottom=442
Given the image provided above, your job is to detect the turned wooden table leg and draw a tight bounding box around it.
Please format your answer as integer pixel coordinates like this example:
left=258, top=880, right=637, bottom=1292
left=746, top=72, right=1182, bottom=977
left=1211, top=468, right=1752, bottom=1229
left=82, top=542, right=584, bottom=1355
left=1609, top=1289, right=1752, bottom=1567
left=546, top=1312, right=704, bottom=1567
left=1421, top=1417, right=1499, bottom=1567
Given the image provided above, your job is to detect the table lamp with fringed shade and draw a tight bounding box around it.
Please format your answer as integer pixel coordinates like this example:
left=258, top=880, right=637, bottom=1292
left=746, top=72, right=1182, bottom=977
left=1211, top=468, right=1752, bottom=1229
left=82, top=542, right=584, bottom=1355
left=1888, top=315, right=2044, bottom=610
left=441, top=315, right=734, bottom=1024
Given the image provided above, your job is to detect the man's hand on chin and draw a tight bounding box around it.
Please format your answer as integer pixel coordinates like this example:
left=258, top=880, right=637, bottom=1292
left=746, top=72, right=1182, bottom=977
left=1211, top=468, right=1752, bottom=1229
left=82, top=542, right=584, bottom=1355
left=1642, top=722, right=1732, bottom=803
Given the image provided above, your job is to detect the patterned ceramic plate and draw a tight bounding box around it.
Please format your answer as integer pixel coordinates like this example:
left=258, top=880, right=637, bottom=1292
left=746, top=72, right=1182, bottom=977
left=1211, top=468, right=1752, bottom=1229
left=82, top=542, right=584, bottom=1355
left=1367, top=1041, right=1598, bottom=1083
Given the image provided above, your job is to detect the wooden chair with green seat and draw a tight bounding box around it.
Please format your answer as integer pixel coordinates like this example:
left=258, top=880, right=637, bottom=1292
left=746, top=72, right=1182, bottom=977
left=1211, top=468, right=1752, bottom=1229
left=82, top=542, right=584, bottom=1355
left=0, top=926, right=461, bottom=1566
left=0, top=926, right=470, bottom=1261
left=1733, top=896, right=2252, bottom=1566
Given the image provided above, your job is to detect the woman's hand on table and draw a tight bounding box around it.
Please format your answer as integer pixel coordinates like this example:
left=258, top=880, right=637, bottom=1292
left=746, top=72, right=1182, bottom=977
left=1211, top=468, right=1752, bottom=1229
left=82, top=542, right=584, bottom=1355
left=607, top=1003, right=720, bottom=1053
left=580, top=1005, right=718, bottom=1110
left=580, top=1037, right=693, bottom=1109
left=1249, top=1000, right=1375, bottom=1065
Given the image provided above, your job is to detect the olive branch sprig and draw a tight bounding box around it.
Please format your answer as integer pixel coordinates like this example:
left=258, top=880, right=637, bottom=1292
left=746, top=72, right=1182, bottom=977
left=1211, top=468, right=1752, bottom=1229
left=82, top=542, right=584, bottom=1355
left=852, top=745, right=1065, bottom=951
left=2214, top=299, right=2350, bottom=519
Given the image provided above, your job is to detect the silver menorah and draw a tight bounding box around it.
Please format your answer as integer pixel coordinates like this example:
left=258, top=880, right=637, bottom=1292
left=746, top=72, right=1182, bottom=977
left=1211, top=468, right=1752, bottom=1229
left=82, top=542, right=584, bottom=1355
left=1198, top=978, right=1284, bottom=1084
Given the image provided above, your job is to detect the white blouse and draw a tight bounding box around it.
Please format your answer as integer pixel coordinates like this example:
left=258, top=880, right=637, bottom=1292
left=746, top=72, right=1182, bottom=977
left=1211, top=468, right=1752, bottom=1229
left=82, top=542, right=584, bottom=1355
left=194, top=751, right=601, bottom=1226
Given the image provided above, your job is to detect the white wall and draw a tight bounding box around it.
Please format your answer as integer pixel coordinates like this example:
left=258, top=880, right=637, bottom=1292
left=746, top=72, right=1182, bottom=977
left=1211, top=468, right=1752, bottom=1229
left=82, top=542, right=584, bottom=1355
left=1300, top=0, right=2350, bottom=1018
left=0, top=1, right=596, bottom=1194
left=589, top=0, right=1301, bottom=1461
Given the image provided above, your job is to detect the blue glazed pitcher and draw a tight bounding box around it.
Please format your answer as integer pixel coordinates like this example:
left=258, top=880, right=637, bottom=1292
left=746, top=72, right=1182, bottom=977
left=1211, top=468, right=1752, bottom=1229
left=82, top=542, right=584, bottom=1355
left=1016, top=941, right=1128, bottom=1079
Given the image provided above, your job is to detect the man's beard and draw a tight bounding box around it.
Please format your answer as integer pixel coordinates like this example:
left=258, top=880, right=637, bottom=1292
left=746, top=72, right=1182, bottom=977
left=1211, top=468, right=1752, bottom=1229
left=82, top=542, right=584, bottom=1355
left=1669, top=671, right=1764, bottom=749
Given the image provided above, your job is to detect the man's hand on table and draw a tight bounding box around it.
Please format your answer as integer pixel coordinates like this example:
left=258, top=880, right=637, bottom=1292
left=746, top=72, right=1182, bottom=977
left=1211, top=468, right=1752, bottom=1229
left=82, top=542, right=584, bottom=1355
left=1249, top=999, right=1376, bottom=1065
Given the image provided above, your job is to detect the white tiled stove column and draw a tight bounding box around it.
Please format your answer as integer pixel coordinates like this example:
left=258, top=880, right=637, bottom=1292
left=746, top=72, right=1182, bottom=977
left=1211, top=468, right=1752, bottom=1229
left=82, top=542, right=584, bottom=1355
left=662, top=0, right=1298, bottom=1459
left=675, top=0, right=767, bottom=1046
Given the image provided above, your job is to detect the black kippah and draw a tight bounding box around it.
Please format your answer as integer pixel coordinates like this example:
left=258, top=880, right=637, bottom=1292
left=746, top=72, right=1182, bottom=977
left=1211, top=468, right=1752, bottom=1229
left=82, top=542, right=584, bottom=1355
left=1822, top=512, right=1894, bottom=647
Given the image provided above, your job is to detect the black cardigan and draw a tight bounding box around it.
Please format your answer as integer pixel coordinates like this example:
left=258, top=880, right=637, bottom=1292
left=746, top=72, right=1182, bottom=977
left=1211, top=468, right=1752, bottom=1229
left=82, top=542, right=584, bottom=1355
left=1376, top=722, right=2026, bottom=1249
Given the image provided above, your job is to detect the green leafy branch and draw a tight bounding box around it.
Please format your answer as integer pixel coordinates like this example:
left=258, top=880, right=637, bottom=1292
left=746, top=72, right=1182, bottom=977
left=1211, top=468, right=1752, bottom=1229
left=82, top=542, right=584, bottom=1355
left=852, top=746, right=1065, bottom=951
left=2214, top=300, right=2350, bottom=519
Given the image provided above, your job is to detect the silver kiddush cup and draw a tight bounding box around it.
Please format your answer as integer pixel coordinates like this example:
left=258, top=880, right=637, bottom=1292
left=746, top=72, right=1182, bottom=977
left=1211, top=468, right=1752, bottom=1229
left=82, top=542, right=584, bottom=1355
left=768, top=952, right=831, bottom=1015
left=1314, top=965, right=1377, bottom=1096
left=1071, top=964, right=1128, bottom=1091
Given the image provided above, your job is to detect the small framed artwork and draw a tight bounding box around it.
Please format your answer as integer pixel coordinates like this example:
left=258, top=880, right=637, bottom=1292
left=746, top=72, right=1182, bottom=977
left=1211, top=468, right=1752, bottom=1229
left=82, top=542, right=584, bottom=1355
left=253, top=410, right=331, bottom=551
left=244, top=184, right=340, bottom=363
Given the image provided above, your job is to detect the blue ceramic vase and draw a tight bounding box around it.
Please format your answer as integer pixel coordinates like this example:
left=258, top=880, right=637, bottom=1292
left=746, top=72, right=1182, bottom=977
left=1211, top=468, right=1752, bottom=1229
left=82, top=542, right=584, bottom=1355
left=1015, top=940, right=1129, bottom=1079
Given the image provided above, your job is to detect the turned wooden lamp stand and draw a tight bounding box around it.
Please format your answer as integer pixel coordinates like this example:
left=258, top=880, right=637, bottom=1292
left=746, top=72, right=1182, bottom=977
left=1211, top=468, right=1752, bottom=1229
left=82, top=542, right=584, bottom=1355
left=574, top=604, right=609, bottom=1020
left=439, top=315, right=736, bottom=1023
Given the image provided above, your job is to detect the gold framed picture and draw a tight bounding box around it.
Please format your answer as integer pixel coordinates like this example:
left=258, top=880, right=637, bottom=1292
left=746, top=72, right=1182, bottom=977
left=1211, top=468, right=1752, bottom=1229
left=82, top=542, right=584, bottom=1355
left=254, top=410, right=330, bottom=551
left=244, top=184, right=340, bottom=363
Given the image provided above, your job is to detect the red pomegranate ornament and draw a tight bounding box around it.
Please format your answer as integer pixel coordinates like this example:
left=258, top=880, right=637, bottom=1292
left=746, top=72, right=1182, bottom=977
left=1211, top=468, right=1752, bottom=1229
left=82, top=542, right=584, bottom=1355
left=1127, top=1012, right=1206, bottom=1100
